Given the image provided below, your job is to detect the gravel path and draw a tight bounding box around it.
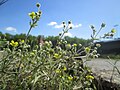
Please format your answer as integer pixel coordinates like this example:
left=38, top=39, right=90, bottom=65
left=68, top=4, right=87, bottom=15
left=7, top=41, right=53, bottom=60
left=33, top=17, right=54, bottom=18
left=85, top=58, right=120, bottom=84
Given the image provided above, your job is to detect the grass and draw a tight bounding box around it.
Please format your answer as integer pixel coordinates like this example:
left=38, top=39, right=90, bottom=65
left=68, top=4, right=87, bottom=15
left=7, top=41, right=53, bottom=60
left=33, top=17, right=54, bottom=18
left=0, top=51, right=3, bottom=59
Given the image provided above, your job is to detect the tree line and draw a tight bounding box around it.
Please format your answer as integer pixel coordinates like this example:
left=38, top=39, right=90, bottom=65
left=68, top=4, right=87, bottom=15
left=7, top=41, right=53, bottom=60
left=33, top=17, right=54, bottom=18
left=0, top=31, right=90, bottom=49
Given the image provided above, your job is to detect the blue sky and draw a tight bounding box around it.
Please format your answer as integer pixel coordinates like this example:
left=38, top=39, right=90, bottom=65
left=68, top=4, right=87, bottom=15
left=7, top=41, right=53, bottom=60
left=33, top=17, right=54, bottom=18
left=0, top=0, right=120, bottom=39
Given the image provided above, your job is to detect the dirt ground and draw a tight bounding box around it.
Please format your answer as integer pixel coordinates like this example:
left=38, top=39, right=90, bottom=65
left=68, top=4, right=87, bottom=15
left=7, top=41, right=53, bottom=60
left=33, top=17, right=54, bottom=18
left=85, top=58, right=120, bottom=84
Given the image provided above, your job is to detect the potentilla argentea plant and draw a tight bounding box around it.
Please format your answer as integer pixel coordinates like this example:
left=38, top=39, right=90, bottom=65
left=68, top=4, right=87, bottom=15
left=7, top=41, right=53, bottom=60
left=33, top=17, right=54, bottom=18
left=0, top=2, right=116, bottom=90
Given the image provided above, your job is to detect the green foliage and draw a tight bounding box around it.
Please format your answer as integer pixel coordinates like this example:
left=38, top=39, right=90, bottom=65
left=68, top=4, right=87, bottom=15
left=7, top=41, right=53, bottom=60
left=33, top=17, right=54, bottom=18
left=0, top=35, right=97, bottom=89
left=0, top=32, right=90, bottom=51
left=0, top=40, right=96, bottom=89
left=45, top=36, right=90, bottom=48
left=45, top=36, right=59, bottom=47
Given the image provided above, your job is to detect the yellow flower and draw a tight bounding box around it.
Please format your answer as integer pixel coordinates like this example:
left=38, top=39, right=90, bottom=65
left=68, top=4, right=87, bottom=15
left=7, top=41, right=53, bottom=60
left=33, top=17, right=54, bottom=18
left=29, top=12, right=36, bottom=19
left=55, top=69, right=61, bottom=73
left=111, top=29, right=116, bottom=33
left=53, top=53, right=61, bottom=59
left=21, top=40, right=24, bottom=43
left=68, top=76, right=73, bottom=81
left=73, top=43, right=77, bottom=47
left=66, top=44, right=71, bottom=49
left=10, top=40, right=18, bottom=47
left=86, top=75, right=94, bottom=80
left=63, top=66, right=67, bottom=71
left=16, top=63, right=24, bottom=68
left=85, top=47, right=90, bottom=53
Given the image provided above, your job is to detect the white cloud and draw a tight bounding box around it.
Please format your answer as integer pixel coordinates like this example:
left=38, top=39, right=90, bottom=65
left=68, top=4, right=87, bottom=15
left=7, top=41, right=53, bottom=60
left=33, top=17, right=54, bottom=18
left=48, top=21, right=82, bottom=29
left=70, top=24, right=82, bottom=28
left=54, top=24, right=63, bottom=29
left=59, top=31, right=73, bottom=37
left=5, top=27, right=17, bottom=32
left=64, top=32, right=72, bottom=37
left=48, top=22, right=57, bottom=26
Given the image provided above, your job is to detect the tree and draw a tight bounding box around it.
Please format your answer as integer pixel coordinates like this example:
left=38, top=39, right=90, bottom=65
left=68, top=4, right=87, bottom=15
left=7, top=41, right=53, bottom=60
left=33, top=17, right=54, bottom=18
left=0, top=0, right=8, bottom=6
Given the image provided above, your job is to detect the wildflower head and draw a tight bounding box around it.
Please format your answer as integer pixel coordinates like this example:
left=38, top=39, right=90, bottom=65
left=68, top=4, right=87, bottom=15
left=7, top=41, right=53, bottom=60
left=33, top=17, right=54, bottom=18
left=55, top=69, right=61, bottom=73
left=44, top=41, right=52, bottom=47
left=53, top=53, right=61, bottom=59
left=21, top=40, right=24, bottom=43
left=86, top=75, right=94, bottom=80
left=68, top=76, right=73, bottom=81
left=111, top=28, right=116, bottom=33
left=65, top=44, right=71, bottom=49
left=29, top=12, right=36, bottom=19
left=63, top=66, right=67, bottom=71
left=85, top=47, right=90, bottom=53
left=10, top=40, right=18, bottom=47
left=73, top=43, right=77, bottom=47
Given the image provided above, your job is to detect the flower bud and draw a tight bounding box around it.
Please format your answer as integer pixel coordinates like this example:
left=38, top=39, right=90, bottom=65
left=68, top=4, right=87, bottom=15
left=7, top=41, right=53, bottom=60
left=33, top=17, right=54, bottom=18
left=79, top=44, right=82, bottom=47
left=59, top=33, right=62, bottom=36
left=101, top=23, right=106, bottom=28
left=68, top=20, right=72, bottom=24
left=66, top=44, right=71, bottom=49
left=36, top=3, right=40, bottom=7
left=90, top=25, right=95, bottom=29
left=86, top=75, right=94, bottom=80
left=69, top=26, right=72, bottom=29
left=96, top=44, right=101, bottom=47
left=38, top=10, right=42, bottom=15
left=94, top=55, right=98, bottom=58
left=73, top=43, right=77, bottom=47
left=63, top=24, right=66, bottom=28
left=110, top=33, right=114, bottom=37
left=53, top=53, right=61, bottom=59
left=62, top=21, right=65, bottom=24
left=68, top=24, right=72, bottom=29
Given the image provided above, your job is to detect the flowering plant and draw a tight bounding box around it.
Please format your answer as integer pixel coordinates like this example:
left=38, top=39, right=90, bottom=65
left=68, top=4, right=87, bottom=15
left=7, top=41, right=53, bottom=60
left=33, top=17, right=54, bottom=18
left=0, top=3, right=116, bottom=90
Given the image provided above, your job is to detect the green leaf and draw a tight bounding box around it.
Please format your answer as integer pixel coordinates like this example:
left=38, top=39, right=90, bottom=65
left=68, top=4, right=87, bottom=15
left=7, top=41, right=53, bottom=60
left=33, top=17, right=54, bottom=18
left=33, top=74, right=41, bottom=86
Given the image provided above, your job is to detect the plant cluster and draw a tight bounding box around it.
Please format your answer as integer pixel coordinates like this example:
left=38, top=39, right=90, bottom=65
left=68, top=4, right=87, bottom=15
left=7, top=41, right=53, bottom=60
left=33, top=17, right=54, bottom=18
left=0, top=2, right=117, bottom=90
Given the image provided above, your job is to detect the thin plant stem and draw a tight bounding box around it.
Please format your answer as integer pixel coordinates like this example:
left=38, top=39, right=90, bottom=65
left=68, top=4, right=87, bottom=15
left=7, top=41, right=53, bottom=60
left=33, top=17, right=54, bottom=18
left=94, top=27, right=102, bottom=38
left=25, top=26, right=32, bottom=44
